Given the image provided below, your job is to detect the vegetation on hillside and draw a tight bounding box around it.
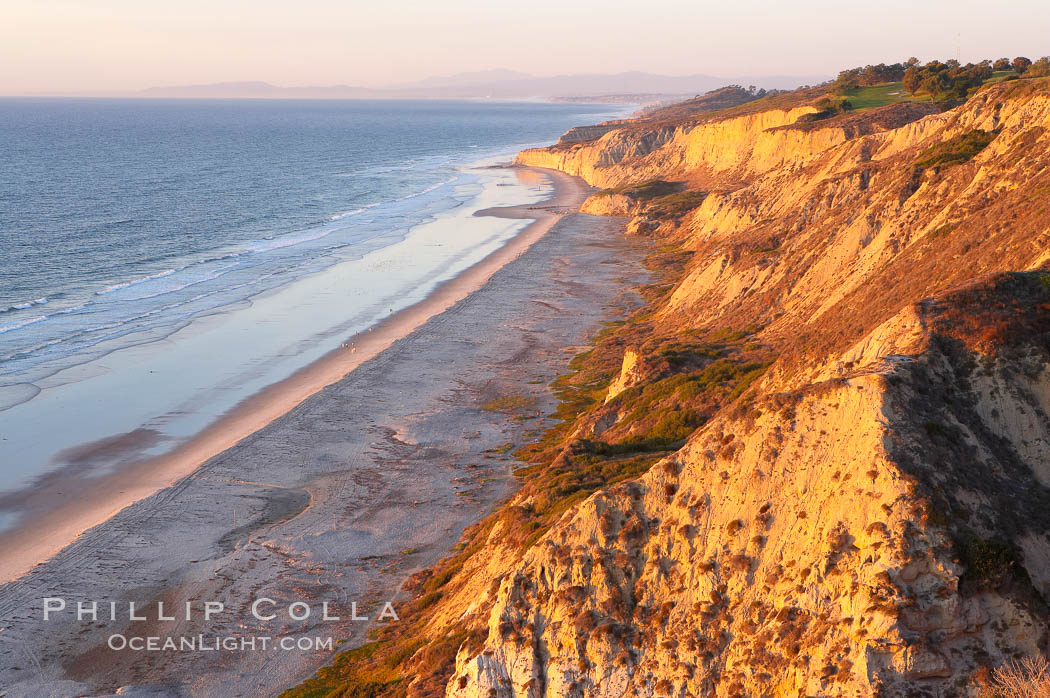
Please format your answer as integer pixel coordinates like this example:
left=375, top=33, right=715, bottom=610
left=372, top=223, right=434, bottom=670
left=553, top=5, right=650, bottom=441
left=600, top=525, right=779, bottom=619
left=901, top=60, right=994, bottom=99
left=597, top=179, right=707, bottom=220
left=1022, top=57, right=1050, bottom=78
left=913, top=128, right=997, bottom=172
left=833, top=82, right=921, bottom=110
left=832, top=61, right=911, bottom=92
left=281, top=186, right=772, bottom=698
left=975, top=656, right=1050, bottom=698
left=827, top=57, right=1047, bottom=113
left=795, top=95, right=855, bottom=122
left=285, top=66, right=1050, bottom=697
left=599, top=179, right=681, bottom=200
left=928, top=272, right=1050, bottom=353
left=641, top=85, right=773, bottom=122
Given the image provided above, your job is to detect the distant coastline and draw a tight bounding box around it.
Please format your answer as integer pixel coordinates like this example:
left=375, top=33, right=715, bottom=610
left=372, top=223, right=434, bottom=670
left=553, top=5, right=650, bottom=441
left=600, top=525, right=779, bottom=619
left=6, top=69, right=828, bottom=100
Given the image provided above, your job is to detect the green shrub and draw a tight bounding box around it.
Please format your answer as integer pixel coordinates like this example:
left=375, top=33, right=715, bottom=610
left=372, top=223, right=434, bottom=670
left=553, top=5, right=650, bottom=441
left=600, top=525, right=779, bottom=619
left=915, top=129, right=997, bottom=172
left=929, top=223, right=956, bottom=238
left=902, top=60, right=994, bottom=99
left=923, top=420, right=947, bottom=437
left=643, top=190, right=707, bottom=218
left=1024, top=57, right=1050, bottom=79
left=958, top=537, right=1023, bottom=588
left=832, top=62, right=909, bottom=92
left=599, top=179, right=682, bottom=200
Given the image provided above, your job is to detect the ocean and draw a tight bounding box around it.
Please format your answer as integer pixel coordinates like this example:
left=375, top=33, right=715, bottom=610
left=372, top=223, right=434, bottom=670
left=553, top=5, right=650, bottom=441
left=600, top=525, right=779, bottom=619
left=0, top=98, right=619, bottom=508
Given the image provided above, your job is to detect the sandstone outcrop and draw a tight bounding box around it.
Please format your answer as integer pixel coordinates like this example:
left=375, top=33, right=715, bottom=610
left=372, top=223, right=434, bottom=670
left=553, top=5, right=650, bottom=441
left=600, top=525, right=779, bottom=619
left=290, top=78, right=1050, bottom=698
left=446, top=282, right=1050, bottom=696
left=445, top=79, right=1050, bottom=697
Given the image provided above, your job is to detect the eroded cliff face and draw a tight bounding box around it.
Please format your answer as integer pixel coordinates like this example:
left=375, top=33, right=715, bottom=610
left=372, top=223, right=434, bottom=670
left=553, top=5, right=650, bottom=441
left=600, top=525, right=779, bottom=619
left=657, top=85, right=1050, bottom=349
left=445, top=287, right=1050, bottom=697
left=439, top=80, right=1050, bottom=697
left=517, top=102, right=942, bottom=189
left=516, top=108, right=815, bottom=188
left=290, top=79, right=1050, bottom=698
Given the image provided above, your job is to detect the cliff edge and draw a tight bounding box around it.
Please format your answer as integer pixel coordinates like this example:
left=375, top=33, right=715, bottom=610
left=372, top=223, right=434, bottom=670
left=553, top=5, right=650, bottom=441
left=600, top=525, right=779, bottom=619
left=287, top=77, right=1050, bottom=698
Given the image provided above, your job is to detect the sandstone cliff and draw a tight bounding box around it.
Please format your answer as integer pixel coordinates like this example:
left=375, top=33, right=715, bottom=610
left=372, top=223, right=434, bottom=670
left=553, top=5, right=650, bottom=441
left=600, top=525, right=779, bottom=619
left=447, top=278, right=1050, bottom=697
left=287, top=78, right=1050, bottom=698
left=450, top=79, right=1050, bottom=697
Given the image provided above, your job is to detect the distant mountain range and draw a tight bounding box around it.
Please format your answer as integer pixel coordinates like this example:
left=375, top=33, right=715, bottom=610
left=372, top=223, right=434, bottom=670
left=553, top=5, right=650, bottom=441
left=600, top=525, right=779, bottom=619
left=138, top=81, right=382, bottom=99
left=131, top=70, right=829, bottom=101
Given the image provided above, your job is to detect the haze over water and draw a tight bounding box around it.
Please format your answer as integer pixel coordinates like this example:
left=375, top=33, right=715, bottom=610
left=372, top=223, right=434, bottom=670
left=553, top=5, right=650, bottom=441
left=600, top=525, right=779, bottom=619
left=0, top=98, right=618, bottom=511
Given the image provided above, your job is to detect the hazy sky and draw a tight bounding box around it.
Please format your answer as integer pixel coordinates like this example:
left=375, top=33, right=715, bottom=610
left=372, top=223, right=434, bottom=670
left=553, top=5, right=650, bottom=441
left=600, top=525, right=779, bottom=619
left=3, top=0, right=1048, bottom=94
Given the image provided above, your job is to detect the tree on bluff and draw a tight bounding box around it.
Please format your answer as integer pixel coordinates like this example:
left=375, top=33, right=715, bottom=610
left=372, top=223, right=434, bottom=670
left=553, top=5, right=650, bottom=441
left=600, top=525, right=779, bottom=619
left=832, top=62, right=908, bottom=93
left=837, top=58, right=999, bottom=100
left=1023, top=58, right=1050, bottom=79
left=993, top=58, right=1011, bottom=71
left=902, top=66, right=922, bottom=94
left=1013, top=56, right=1033, bottom=73
left=901, top=60, right=993, bottom=99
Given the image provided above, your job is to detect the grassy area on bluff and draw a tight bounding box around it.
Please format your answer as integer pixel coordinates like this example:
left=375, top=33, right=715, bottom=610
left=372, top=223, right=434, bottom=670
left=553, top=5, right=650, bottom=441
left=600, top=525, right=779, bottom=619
left=914, top=128, right=998, bottom=171
left=834, top=71, right=1015, bottom=111
left=596, top=179, right=707, bottom=219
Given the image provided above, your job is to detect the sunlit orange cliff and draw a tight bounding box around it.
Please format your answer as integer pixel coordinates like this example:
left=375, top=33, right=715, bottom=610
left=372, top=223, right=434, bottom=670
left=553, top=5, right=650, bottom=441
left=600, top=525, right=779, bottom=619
left=289, top=63, right=1050, bottom=697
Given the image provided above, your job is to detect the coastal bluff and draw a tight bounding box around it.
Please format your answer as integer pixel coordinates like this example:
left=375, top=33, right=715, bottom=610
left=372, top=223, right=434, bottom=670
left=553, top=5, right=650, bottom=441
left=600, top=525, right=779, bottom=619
left=288, top=77, right=1050, bottom=697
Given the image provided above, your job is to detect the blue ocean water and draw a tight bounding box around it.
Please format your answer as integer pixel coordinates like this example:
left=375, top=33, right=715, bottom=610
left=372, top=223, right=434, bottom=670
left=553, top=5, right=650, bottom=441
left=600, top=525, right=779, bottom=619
left=0, top=99, right=616, bottom=402
left=0, top=98, right=629, bottom=522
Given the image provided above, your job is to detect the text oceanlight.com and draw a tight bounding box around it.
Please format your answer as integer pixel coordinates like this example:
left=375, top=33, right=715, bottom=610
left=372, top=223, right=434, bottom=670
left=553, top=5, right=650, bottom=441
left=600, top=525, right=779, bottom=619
left=107, top=635, right=334, bottom=652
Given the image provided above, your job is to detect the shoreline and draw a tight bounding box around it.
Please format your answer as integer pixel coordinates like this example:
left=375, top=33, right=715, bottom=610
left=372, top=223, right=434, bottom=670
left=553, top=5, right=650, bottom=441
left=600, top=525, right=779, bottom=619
left=0, top=166, right=591, bottom=584
left=0, top=173, right=645, bottom=697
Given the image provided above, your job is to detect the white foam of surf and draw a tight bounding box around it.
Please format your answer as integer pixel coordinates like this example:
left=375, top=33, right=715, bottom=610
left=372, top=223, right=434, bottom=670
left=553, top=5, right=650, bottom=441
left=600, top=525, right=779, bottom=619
left=329, top=202, right=380, bottom=220
left=392, top=176, right=458, bottom=202
left=96, top=269, right=177, bottom=295
left=0, top=316, right=47, bottom=334
left=2, top=298, right=49, bottom=313
left=119, top=262, right=241, bottom=301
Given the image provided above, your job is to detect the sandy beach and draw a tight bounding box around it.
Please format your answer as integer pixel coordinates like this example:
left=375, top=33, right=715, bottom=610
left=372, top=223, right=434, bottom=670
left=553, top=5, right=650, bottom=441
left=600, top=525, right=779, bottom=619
left=0, top=167, right=579, bottom=585
left=0, top=167, right=646, bottom=696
